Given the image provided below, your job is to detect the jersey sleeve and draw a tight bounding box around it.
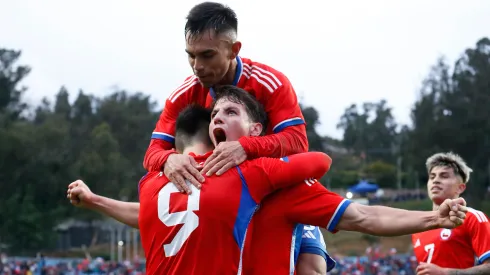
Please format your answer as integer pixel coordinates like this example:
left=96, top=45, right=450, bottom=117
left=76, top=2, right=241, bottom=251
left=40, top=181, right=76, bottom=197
left=282, top=182, right=351, bottom=233
left=151, top=76, right=198, bottom=143
left=297, top=225, right=337, bottom=272
left=264, top=73, right=305, bottom=133
left=467, top=209, right=490, bottom=264
left=143, top=76, right=198, bottom=171
left=239, top=152, right=332, bottom=203
left=151, top=99, right=179, bottom=144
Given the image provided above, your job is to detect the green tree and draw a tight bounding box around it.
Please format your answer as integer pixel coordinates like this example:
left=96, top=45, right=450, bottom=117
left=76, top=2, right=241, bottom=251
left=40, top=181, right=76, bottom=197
left=337, top=100, right=398, bottom=163
left=403, top=37, right=490, bottom=207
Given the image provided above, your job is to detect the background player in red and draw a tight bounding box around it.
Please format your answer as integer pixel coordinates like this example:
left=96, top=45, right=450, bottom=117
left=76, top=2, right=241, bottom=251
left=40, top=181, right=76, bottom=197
left=144, top=2, right=307, bottom=194
left=411, top=152, right=490, bottom=275
left=68, top=95, right=332, bottom=274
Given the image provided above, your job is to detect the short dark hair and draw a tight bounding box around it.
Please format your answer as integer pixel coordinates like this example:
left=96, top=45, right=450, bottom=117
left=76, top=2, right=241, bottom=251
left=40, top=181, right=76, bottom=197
left=175, top=104, right=213, bottom=152
left=211, top=85, right=268, bottom=135
left=185, top=2, right=238, bottom=40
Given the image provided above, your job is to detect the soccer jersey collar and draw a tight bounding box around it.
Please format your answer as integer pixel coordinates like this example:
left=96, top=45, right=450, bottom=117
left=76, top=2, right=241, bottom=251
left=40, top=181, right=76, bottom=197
left=209, top=56, right=243, bottom=99
left=188, top=151, right=213, bottom=164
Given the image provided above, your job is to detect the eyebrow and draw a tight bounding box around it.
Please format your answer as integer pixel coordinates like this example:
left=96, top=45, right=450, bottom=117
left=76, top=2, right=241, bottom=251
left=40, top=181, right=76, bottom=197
left=185, top=49, right=216, bottom=56
left=211, top=106, right=238, bottom=116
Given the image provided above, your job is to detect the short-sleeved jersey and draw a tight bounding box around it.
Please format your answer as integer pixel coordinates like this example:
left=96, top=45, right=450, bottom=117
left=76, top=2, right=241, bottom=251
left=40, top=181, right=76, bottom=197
left=243, top=178, right=351, bottom=275
left=297, top=225, right=336, bottom=271
left=412, top=207, right=490, bottom=268
left=138, top=152, right=331, bottom=275
left=151, top=56, right=305, bottom=144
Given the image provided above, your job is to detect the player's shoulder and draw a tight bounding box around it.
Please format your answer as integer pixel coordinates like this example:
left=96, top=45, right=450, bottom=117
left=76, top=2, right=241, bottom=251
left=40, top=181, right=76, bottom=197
left=167, top=75, right=201, bottom=104
left=240, top=56, right=291, bottom=93
left=139, top=171, right=169, bottom=193
left=466, top=207, right=489, bottom=224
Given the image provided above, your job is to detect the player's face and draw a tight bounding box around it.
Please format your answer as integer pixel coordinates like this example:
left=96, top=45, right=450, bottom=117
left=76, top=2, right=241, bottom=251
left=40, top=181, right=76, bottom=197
left=209, top=98, right=262, bottom=146
left=427, top=166, right=466, bottom=205
left=185, top=30, right=240, bottom=87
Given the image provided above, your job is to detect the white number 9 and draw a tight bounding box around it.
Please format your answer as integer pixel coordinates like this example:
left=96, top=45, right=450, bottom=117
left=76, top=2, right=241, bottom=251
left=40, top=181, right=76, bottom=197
left=158, top=182, right=201, bottom=257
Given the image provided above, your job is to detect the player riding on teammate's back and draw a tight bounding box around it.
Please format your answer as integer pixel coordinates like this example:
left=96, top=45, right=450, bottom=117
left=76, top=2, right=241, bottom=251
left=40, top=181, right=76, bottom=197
left=143, top=2, right=328, bottom=273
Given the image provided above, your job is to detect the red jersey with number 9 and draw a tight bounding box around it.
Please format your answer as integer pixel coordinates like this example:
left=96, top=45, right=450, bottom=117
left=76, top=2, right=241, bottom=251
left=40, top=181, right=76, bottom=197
left=138, top=151, right=331, bottom=275
left=412, top=207, right=490, bottom=268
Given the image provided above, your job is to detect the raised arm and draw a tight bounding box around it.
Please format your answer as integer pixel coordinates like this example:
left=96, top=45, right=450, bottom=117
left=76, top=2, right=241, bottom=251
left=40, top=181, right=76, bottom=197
left=335, top=198, right=467, bottom=236
left=67, top=180, right=140, bottom=228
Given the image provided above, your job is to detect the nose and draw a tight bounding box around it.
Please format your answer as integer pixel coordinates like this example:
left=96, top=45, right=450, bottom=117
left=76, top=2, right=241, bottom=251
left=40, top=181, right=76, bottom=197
left=213, top=113, right=223, bottom=125
left=193, top=58, right=205, bottom=74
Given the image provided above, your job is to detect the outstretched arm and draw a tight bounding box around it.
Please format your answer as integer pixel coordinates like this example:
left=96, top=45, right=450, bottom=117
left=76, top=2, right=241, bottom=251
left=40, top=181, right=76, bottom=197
left=88, top=196, right=140, bottom=229
left=335, top=198, right=467, bottom=236
left=67, top=180, right=140, bottom=229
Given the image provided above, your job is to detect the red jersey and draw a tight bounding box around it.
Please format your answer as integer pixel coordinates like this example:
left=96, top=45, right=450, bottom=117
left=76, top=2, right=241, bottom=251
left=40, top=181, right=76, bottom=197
left=243, top=179, right=351, bottom=275
left=138, top=151, right=331, bottom=275
left=144, top=56, right=307, bottom=171
left=412, top=207, right=490, bottom=268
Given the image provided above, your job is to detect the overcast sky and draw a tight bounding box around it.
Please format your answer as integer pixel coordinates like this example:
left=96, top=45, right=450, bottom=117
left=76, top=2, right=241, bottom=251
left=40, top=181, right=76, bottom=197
left=2, top=0, right=489, bottom=138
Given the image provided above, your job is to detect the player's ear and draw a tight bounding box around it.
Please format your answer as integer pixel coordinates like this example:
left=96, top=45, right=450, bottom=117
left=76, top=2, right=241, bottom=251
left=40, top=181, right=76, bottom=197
left=457, top=183, right=466, bottom=195
left=230, top=41, right=241, bottom=59
left=249, top=122, right=262, bottom=137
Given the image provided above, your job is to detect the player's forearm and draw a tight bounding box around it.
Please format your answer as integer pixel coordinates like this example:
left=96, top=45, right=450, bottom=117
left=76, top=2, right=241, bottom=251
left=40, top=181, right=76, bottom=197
left=284, top=152, right=332, bottom=182
left=354, top=205, right=438, bottom=236
left=239, top=124, right=308, bottom=159
left=143, top=139, right=177, bottom=172
left=89, top=195, right=140, bottom=229
left=446, top=264, right=490, bottom=275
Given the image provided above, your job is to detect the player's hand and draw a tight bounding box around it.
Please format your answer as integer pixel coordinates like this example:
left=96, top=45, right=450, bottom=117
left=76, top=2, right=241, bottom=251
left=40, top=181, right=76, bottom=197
left=201, top=141, right=247, bottom=176
left=164, top=153, right=205, bottom=194
left=416, top=262, right=449, bottom=275
left=436, top=197, right=467, bottom=228
left=66, top=180, right=95, bottom=209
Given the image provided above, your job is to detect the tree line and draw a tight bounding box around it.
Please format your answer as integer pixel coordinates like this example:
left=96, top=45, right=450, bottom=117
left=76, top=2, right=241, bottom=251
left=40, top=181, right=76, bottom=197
left=0, top=37, right=489, bottom=253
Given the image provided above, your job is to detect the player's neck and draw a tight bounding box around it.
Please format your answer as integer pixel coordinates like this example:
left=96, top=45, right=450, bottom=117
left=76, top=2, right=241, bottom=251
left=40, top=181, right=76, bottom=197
left=183, top=143, right=213, bottom=155
left=218, top=58, right=238, bottom=85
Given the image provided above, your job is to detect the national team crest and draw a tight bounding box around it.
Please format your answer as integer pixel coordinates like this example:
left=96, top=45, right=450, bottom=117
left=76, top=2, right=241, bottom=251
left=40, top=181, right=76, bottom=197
left=440, top=228, right=452, bottom=240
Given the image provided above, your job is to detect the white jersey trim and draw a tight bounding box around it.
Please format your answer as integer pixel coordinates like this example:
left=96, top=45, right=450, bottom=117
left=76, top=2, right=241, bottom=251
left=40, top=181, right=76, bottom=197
left=168, top=76, right=199, bottom=103
left=478, top=250, right=490, bottom=263
left=326, top=199, right=350, bottom=232
left=242, top=63, right=283, bottom=93
left=468, top=207, right=489, bottom=223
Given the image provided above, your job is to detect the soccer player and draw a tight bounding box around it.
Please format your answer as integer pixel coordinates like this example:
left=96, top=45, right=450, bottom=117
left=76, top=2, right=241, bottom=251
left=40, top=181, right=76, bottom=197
left=144, top=2, right=307, bottom=192
left=69, top=104, right=332, bottom=274
left=411, top=152, right=490, bottom=275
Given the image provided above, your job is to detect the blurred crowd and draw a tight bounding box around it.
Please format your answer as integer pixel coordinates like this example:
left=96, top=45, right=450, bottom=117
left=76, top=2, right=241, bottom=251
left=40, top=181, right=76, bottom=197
left=0, top=254, right=145, bottom=275
left=1, top=248, right=419, bottom=275
left=330, top=247, right=417, bottom=275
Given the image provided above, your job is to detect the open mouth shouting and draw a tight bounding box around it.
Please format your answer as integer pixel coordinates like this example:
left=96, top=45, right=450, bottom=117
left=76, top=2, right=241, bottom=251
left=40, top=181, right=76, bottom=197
left=213, top=128, right=227, bottom=145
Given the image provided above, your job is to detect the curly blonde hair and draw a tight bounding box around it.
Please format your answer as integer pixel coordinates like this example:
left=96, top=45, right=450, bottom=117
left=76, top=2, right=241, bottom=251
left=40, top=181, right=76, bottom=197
left=426, top=152, right=473, bottom=183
